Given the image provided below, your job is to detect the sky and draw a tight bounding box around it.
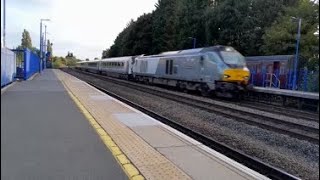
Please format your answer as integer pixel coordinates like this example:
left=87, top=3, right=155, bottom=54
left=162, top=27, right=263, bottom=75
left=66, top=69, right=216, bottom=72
left=1, top=0, right=158, bottom=60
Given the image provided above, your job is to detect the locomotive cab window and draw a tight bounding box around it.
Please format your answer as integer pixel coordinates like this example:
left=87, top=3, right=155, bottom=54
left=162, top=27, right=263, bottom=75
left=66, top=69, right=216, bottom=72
left=165, top=59, right=173, bottom=75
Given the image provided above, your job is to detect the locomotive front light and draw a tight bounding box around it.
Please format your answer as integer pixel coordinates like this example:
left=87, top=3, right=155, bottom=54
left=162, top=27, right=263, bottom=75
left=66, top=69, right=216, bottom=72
left=243, top=67, right=249, bottom=71
left=223, top=74, right=230, bottom=79
left=244, top=76, right=249, bottom=80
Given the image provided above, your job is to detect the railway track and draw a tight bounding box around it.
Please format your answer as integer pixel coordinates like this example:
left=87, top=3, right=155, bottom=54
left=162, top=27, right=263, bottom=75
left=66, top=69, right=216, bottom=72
left=221, top=99, right=319, bottom=122
left=66, top=68, right=319, bottom=145
left=62, top=68, right=300, bottom=180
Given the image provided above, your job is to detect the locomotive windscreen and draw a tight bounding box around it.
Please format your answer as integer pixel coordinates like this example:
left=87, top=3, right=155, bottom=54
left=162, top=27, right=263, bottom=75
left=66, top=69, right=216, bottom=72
left=219, top=51, right=246, bottom=68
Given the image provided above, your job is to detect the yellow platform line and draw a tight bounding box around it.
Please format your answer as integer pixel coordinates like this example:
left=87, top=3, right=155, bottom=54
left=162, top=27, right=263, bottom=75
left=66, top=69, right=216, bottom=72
left=61, top=80, right=145, bottom=180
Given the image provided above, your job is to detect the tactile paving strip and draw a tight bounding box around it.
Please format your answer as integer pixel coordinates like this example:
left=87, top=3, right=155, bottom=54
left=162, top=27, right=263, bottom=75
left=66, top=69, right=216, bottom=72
left=55, top=70, right=192, bottom=180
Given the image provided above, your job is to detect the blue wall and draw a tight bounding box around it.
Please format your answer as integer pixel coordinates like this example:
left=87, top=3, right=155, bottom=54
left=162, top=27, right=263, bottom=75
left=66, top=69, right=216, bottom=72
left=24, top=48, right=40, bottom=80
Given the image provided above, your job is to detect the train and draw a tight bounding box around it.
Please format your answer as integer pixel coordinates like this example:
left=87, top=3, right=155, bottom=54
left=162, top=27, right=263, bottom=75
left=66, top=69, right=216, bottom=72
left=76, top=45, right=251, bottom=97
left=246, top=55, right=297, bottom=89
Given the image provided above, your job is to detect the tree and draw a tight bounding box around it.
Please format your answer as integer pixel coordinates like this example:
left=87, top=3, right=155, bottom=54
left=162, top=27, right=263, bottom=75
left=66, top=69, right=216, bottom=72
left=151, top=0, right=179, bottom=54
left=64, top=52, right=81, bottom=67
left=102, top=49, right=110, bottom=58
left=128, top=13, right=153, bottom=55
left=66, top=52, right=74, bottom=58
left=21, top=29, right=32, bottom=49
left=52, top=56, right=66, bottom=68
left=103, top=0, right=307, bottom=58
left=47, top=39, right=53, bottom=57
left=261, top=0, right=319, bottom=70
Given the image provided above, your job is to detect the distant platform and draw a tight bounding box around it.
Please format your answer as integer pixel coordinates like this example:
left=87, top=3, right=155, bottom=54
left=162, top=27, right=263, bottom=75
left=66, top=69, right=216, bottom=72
left=253, top=86, right=319, bottom=100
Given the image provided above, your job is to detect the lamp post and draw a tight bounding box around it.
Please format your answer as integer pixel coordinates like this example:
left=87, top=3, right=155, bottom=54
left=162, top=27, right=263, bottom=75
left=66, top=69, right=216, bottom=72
left=291, top=17, right=302, bottom=90
left=188, top=37, right=196, bottom=49
left=44, top=25, right=48, bottom=69
left=3, top=0, right=6, bottom=47
left=40, top=18, right=50, bottom=73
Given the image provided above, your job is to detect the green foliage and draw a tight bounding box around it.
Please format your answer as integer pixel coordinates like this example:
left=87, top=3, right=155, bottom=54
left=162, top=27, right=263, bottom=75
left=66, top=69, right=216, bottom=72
left=102, top=49, right=109, bottom=58
left=21, top=29, right=32, bottom=49
left=47, top=40, right=53, bottom=56
left=16, top=29, right=41, bottom=57
left=262, top=0, right=319, bottom=69
left=65, top=52, right=80, bottom=67
left=307, top=69, right=319, bottom=92
left=52, top=58, right=65, bottom=68
left=175, top=0, right=211, bottom=49
left=51, top=52, right=81, bottom=68
left=102, top=0, right=318, bottom=73
left=151, top=0, right=178, bottom=54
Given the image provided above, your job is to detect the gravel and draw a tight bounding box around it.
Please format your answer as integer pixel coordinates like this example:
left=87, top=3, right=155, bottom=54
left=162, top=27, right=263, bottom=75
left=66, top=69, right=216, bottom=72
left=70, top=70, right=320, bottom=180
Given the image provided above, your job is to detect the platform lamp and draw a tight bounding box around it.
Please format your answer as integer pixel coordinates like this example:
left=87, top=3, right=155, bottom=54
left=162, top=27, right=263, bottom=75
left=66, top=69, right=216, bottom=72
left=40, top=18, right=50, bottom=73
left=291, top=17, right=302, bottom=90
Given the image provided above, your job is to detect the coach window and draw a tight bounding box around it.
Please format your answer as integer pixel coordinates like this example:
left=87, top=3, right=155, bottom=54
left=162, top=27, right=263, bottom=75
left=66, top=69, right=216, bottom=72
left=165, top=60, right=169, bottom=74
left=169, top=60, right=173, bottom=74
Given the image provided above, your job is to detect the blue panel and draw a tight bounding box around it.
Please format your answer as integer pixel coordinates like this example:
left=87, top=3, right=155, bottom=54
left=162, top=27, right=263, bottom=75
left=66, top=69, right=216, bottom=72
left=24, top=48, right=40, bottom=80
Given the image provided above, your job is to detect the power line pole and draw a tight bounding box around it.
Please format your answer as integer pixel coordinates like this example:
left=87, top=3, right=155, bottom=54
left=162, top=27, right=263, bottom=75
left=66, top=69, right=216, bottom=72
left=3, top=0, right=6, bottom=47
left=292, top=18, right=302, bottom=90
left=40, top=20, right=43, bottom=73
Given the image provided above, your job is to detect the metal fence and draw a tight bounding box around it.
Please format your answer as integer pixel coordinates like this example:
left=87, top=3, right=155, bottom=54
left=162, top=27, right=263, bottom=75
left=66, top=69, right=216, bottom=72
left=1, top=48, right=16, bottom=87
left=250, top=68, right=319, bottom=92
left=24, top=48, right=40, bottom=80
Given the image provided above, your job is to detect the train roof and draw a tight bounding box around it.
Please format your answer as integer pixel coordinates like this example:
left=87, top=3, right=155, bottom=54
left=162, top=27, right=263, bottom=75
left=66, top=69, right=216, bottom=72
left=100, top=56, right=133, bottom=62
left=245, top=55, right=294, bottom=61
left=77, top=60, right=99, bottom=64
left=139, top=45, right=236, bottom=58
left=77, top=61, right=88, bottom=64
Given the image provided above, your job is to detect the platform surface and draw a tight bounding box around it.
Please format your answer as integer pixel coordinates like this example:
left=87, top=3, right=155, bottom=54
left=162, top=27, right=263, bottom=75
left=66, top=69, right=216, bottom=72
left=2, top=69, right=271, bottom=180
left=55, top=69, right=270, bottom=180
left=1, top=70, right=127, bottom=180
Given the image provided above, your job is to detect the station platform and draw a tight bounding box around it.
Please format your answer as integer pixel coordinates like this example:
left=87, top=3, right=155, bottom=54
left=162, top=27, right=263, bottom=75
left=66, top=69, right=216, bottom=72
left=253, top=86, right=319, bottom=100
left=1, top=69, right=270, bottom=180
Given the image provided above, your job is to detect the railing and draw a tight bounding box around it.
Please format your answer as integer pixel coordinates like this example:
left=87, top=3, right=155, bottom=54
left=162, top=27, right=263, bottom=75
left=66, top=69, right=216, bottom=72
left=11, top=48, right=40, bottom=80
left=249, top=69, right=319, bottom=92
left=265, top=73, right=281, bottom=88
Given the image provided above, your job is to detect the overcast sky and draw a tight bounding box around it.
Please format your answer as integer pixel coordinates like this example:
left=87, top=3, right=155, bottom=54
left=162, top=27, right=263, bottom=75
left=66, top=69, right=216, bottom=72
left=1, top=0, right=158, bottom=60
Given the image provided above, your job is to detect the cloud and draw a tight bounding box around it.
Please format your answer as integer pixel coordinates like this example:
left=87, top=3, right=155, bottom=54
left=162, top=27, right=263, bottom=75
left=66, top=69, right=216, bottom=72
left=1, top=0, right=157, bottom=59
